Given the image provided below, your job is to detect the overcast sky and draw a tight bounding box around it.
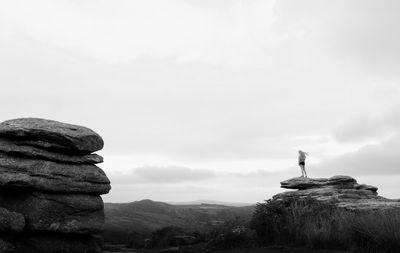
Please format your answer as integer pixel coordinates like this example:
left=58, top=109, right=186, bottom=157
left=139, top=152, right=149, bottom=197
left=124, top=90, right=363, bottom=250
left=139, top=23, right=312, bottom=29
left=1, top=0, right=400, bottom=203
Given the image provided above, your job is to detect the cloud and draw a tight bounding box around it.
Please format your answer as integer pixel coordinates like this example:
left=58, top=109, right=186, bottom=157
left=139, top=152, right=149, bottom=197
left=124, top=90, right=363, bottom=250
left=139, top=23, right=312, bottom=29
left=2, top=0, right=400, bottom=204
left=333, top=105, right=400, bottom=142
left=111, top=165, right=216, bottom=184
left=276, top=0, right=400, bottom=78
left=2, top=0, right=399, bottom=165
left=0, top=0, right=279, bottom=64
left=334, top=116, right=386, bottom=143
left=319, top=105, right=400, bottom=177
left=104, top=166, right=294, bottom=203
left=316, top=134, right=400, bottom=176
left=0, top=0, right=351, bottom=163
left=108, top=165, right=287, bottom=185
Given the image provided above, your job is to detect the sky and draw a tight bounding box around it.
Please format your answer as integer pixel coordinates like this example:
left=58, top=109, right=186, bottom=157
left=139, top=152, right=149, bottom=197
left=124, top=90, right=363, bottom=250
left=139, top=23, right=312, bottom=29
left=1, top=0, right=400, bottom=203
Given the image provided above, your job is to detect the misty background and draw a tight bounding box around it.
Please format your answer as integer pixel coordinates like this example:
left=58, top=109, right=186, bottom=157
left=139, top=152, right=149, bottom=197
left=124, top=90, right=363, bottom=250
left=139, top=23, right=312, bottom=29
left=1, top=0, right=399, bottom=203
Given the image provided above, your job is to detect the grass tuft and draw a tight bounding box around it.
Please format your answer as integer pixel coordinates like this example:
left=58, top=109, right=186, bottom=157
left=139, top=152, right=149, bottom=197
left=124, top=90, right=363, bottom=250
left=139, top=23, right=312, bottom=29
left=250, top=197, right=400, bottom=253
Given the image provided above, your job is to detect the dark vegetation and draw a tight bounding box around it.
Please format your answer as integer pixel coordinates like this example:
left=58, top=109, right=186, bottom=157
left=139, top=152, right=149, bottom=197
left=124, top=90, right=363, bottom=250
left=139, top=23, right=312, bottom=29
left=102, top=198, right=400, bottom=253
left=102, top=199, right=255, bottom=248
left=250, top=197, right=400, bottom=253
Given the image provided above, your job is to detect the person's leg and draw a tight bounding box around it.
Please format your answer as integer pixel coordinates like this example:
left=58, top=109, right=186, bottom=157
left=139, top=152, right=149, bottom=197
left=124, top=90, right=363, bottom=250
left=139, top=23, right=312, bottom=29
left=303, top=166, right=307, bottom=178
left=300, top=164, right=304, bottom=177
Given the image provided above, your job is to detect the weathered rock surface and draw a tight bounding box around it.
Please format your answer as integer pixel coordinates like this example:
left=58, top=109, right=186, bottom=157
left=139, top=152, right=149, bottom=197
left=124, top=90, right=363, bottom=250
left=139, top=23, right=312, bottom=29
left=0, top=117, right=109, bottom=253
left=0, top=153, right=110, bottom=194
left=274, top=175, right=400, bottom=210
left=0, top=138, right=103, bottom=164
left=0, top=118, right=104, bottom=154
left=0, top=207, right=25, bottom=232
left=280, top=175, right=357, bottom=190
left=0, top=190, right=104, bottom=234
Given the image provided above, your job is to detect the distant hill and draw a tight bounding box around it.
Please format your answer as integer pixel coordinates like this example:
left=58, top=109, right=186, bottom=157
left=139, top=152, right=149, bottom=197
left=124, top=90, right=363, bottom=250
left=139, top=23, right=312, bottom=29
left=169, top=199, right=254, bottom=207
left=103, top=199, right=255, bottom=244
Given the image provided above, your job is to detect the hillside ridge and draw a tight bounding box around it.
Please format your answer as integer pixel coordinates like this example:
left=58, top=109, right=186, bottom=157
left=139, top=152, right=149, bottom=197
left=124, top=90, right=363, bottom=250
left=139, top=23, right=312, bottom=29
left=102, top=199, right=255, bottom=244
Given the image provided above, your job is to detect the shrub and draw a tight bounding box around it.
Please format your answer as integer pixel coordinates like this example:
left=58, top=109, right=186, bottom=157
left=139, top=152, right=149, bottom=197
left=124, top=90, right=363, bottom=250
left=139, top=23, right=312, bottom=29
left=209, top=227, right=257, bottom=249
left=149, top=226, right=187, bottom=248
left=250, top=197, right=347, bottom=247
left=126, top=231, right=148, bottom=248
left=204, top=217, right=257, bottom=250
left=249, top=199, right=289, bottom=244
left=350, top=209, right=400, bottom=253
left=250, top=197, right=400, bottom=253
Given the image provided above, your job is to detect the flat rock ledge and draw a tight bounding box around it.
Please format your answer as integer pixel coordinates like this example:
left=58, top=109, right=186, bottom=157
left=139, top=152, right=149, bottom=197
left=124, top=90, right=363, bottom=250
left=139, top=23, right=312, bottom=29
left=0, top=118, right=104, bottom=154
left=0, top=153, right=110, bottom=194
left=273, top=175, right=400, bottom=211
left=0, top=137, right=103, bottom=164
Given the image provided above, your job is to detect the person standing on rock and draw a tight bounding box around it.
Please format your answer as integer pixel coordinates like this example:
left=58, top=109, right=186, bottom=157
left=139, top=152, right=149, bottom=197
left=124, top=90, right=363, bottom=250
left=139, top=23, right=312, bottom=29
left=298, top=150, right=309, bottom=178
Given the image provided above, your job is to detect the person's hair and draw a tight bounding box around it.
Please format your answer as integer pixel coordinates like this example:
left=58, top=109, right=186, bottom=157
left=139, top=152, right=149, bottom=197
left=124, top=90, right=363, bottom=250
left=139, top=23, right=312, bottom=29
left=299, top=150, right=308, bottom=155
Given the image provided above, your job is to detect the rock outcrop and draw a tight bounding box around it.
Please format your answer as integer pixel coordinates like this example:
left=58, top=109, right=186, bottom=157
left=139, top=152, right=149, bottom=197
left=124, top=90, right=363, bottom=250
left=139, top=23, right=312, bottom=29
left=273, top=175, right=400, bottom=210
left=0, top=118, right=110, bottom=253
left=0, top=118, right=104, bottom=154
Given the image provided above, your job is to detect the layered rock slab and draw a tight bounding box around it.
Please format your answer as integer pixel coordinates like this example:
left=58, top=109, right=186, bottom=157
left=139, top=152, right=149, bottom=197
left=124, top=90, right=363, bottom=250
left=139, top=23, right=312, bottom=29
left=274, top=175, right=400, bottom=210
left=0, top=118, right=104, bottom=154
left=0, top=153, right=110, bottom=194
left=280, top=175, right=358, bottom=190
left=0, top=117, right=109, bottom=253
left=0, top=190, right=104, bottom=234
left=0, top=138, right=103, bottom=164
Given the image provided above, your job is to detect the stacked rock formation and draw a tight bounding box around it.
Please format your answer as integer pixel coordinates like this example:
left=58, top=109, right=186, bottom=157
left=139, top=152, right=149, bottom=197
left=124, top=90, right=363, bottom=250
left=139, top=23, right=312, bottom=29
left=273, top=175, right=400, bottom=210
left=0, top=118, right=110, bottom=253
